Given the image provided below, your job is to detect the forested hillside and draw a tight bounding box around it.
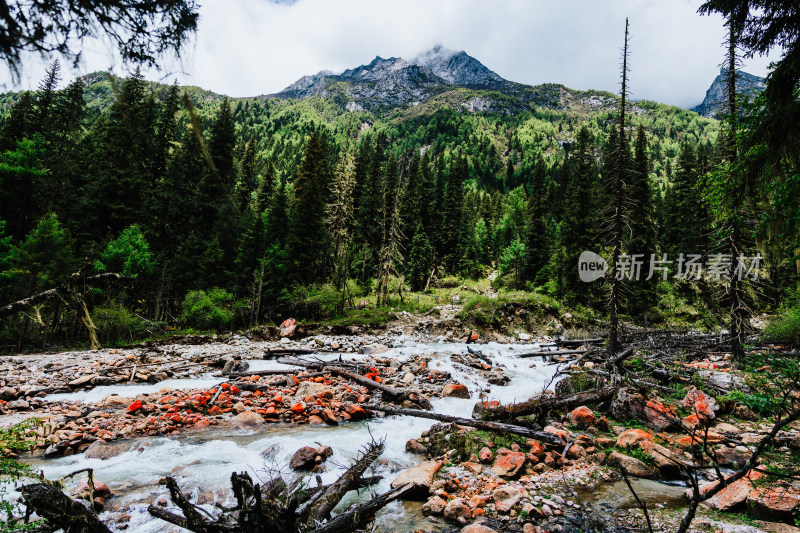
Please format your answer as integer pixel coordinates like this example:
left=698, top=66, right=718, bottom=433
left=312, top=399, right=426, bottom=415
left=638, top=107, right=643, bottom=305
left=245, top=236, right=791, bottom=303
left=0, top=57, right=791, bottom=350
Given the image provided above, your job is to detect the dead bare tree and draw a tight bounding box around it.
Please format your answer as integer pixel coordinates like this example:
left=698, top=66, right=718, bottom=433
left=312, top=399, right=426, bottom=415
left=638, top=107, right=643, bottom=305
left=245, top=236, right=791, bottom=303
left=147, top=436, right=413, bottom=533
left=608, top=18, right=631, bottom=356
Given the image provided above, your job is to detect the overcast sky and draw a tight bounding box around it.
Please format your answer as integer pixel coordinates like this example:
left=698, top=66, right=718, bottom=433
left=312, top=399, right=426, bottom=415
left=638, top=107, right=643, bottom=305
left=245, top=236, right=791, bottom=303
left=0, top=0, right=781, bottom=109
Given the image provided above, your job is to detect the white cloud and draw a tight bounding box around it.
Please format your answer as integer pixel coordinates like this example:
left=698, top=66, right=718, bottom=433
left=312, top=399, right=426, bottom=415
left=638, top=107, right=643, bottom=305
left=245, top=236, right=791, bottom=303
left=0, top=0, right=781, bottom=108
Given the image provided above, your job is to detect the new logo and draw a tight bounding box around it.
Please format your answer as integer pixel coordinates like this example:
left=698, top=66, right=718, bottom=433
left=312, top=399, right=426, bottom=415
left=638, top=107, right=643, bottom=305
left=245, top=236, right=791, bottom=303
left=578, top=251, right=608, bottom=282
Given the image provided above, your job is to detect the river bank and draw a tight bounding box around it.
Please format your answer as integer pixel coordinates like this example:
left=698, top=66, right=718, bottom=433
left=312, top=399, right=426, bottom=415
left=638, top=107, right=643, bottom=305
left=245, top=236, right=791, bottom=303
left=1, top=322, right=799, bottom=533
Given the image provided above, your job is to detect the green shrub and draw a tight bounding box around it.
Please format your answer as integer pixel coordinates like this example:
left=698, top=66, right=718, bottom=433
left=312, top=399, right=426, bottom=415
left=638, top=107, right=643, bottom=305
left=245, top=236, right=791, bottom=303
left=761, top=307, right=800, bottom=345
left=94, top=224, right=154, bottom=278
left=181, top=288, right=233, bottom=330
left=723, top=390, right=782, bottom=417
left=93, top=300, right=151, bottom=344
left=435, top=275, right=461, bottom=288
left=1, top=419, right=45, bottom=532
left=287, top=283, right=340, bottom=319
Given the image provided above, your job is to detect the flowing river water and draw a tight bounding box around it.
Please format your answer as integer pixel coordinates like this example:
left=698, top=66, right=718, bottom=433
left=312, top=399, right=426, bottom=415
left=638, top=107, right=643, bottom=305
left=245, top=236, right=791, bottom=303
left=22, top=340, right=686, bottom=531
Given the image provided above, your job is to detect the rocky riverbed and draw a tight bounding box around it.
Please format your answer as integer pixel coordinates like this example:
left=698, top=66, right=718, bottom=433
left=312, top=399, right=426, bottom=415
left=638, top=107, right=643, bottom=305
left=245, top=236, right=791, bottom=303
left=2, top=328, right=800, bottom=533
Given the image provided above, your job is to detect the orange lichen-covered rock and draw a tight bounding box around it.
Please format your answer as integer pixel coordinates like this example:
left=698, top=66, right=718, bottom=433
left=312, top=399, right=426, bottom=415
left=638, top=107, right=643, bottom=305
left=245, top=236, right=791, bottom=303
left=616, top=428, right=654, bottom=449
left=610, top=388, right=678, bottom=431
left=345, top=404, right=367, bottom=420
left=543, top=425, right=571, bottom=443
left=747, top=483, right=800, bottom=521
left=479, top=446, right=494, bottom=464
left=526, top=440, right=545, bottom=456
left=687, top=470, right=763, bottom=511
left=491, top=448, right=526, bottom=477
left=290, top=402, right=305, bottom=414
left=442, top=383, right=470, bottom=398
left=681, top=387, right=719, bottom=420
left=567, top=406, right=597, bottom=429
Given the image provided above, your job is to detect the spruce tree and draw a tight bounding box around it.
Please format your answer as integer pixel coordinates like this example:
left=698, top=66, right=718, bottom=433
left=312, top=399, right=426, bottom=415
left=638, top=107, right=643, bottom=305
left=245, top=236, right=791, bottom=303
left=0, top=91, right=35, bottom=151
left=407, top=221, right=433, bottom=291
left=328, top=131, right=357, bottom=311
left=287, top=132, right=329, bottom=285
left=441, top=154, right=466, bottom=273
left=35, top=60, right=61, bottom=135
left=626, top=125, right=658, bottom=322
left=557, top=127, right=597, bottom=302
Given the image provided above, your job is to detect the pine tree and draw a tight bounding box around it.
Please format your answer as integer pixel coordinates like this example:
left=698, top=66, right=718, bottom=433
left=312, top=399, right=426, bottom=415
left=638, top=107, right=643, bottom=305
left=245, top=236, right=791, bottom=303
left=35, top=60, right=61, bottom=134
left=287, top=132, right=329, bottom=285
left=664, top=144, right=711, bottom=259
left=79, top=70, right=158, bottom=239
left=209, top=97, right=236, bottom=185
left=352, top=134, right=383, bottom=283
left=626, top=125, right=658, bottom=322
left=257, top=177, right=290, bottom=313
left=15, top=213, right=74, bottom=294
left=328, top=130, right=357, bottom=311
left=0, top=136, right=47, bottom=239
left=237, top=135, right=260, bottom=211
left=558, top=126, right=597, bottom=302
left=441, top=154, right=466, bottom=272
left=0, top=91, right=35, bottom=151
left=407, top=221, right=433, bottom=291
left=376, top=156, right=404, bottom=306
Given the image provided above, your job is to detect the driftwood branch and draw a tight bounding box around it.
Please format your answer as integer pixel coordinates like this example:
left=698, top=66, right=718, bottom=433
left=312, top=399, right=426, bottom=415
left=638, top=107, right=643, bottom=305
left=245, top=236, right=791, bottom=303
left=148, top=438, right=398, bottom=533
left=518, top=349, right=587, bottom=359
left=277, top=358, right=431, bottom=408
left=368, top=404, right=565, bottom=446
left=480, top=386, right=616, bottom=421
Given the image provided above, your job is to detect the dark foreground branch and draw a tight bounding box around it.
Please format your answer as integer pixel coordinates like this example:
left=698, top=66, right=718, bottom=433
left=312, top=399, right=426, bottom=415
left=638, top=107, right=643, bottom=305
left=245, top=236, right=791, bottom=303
left=310, top=483, right=414, bottom=533
left=20, top=483, right=113, bottom=533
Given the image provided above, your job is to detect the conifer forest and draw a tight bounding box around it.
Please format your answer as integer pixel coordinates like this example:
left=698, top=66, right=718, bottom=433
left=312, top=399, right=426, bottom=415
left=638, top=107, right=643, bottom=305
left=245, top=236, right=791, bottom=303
left=0, top=1, right=800, bottom=533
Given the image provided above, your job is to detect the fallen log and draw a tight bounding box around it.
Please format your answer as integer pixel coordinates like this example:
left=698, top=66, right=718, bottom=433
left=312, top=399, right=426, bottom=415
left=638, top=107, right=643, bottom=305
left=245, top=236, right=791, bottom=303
left=148, top=476, right=239, bottom=532
left=20, top=483, right=113, bottom=533
left=517, top=349, right=587, bottom=359
left=367, top=405, right=564, bottom=446
left=277, top=358, right=431, bottom=408
left=480, top=386, right=616, bottom=421
left=264, top=348, right=319, bottom=358
left=558, top=338, right=603, bottom=347
left=0, top=272, right=130, bottom=318
left=556, top=347, right=597, bottom=373
left=612, top=347, right=634, bottom=366
left=98, top=360, right=213, bottom=374
left=467, top=345, right=492, bottom=365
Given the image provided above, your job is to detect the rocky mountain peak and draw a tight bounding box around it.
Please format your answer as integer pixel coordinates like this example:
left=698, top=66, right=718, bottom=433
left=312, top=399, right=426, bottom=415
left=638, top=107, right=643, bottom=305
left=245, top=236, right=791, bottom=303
left=412, top=45, right=503, bottom=86
left=692, top=67, right=766, bottom=118
left=274, top=46, right=508, bottom=106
